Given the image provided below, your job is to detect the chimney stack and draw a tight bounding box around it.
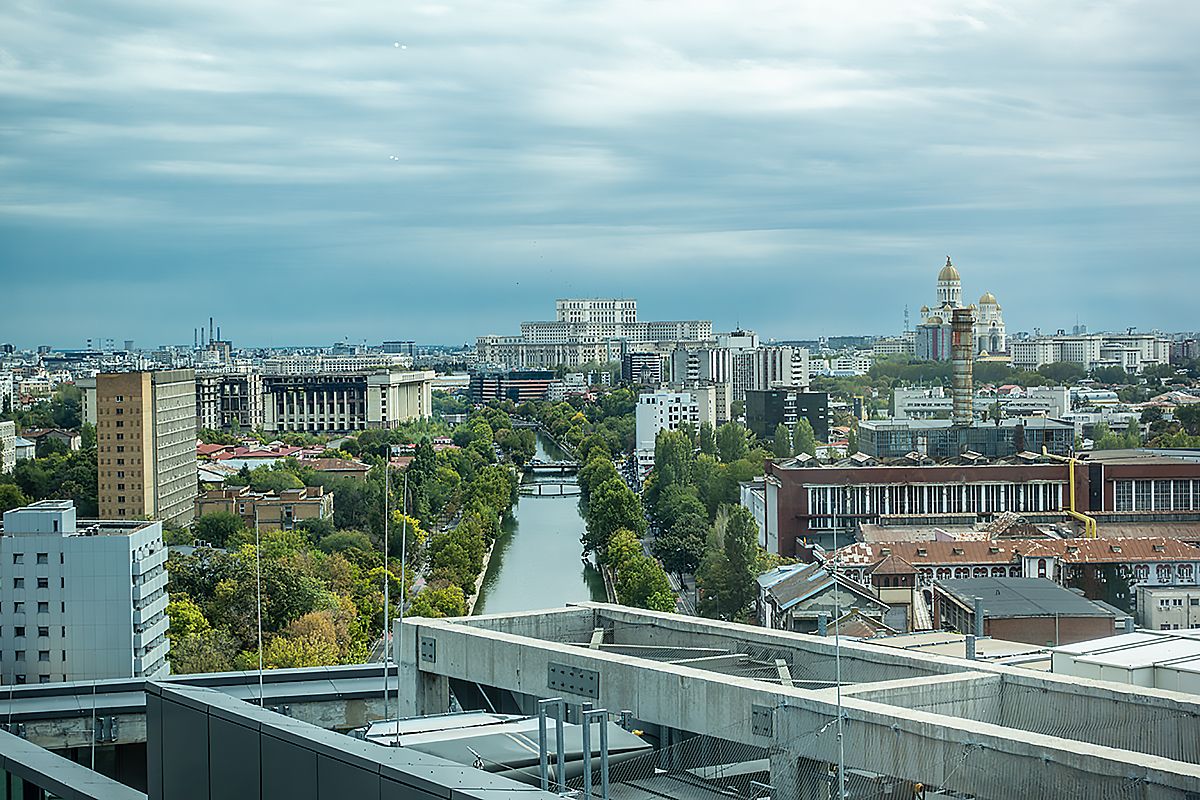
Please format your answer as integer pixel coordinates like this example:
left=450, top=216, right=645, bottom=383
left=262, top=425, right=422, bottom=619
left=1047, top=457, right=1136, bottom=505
left=951, top=307, right=976, bottom=425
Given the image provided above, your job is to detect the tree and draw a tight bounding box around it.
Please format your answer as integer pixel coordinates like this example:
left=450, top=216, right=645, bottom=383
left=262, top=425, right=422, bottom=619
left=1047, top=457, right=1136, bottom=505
left=652, top=511, right=708, bottom=575
left=604, top=528, right=642, bottom=569
left=847, top=427, right=859, bottom=455
left=583, top=478, right=646, bottom=556
left=698, top=422, right=717, bottom=456
left=80, top=423, right=96, bottom=449
left=772, top=424, right=791, bottom=458
left=653, top=483, right=706, bottom=530
left=716, top=422, right=749, bottom=463
left=616, top=555, right=675, bottom=611
left=0, top=484, right=28, bottom=513
left=793, top=419, right=817, bottom=457
left=697, top=505, right=759, bottom=620
left=318, top=529, right=374, bottom=555
left=408, top=584, right=467, bottom=618
left=194, top=511, right=245, bottom=548
left=262, top=632, right=340, bottom=669
left=654, top=429, right=694, bottom=488
left=1177, top=405, right=1200, bottom=436
left=167, top=596, right=211, bottom=639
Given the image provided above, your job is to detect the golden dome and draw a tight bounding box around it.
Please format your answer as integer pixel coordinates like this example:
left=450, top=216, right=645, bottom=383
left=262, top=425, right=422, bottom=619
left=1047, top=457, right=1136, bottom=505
left=979, top=291, right=998, bottom=305
left=926, top=315, right=944, bottom=325
left=938, top=256, right=960, bottom=282
left=920, top=305, right=929, bottom=312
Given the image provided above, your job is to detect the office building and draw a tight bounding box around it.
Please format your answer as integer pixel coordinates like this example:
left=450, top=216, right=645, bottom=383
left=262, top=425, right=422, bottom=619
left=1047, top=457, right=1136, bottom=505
left=745, top=389, right=830, bottom=442
left=0, top=420, right=14, bottom=474
left=635, top=388, right=716, bottom=452
left=0, top=500, right=169, bottom=684
left=892, top=386, right=1070, bottom=421
left=1137, top=585, right=1200, bottom=630
left=97, top=370, right=197, bottom=526
left=195, top=486, right=333, bottom=532
left=620, top=351, right=664, bottom=385
left=195, top=371, right=263, bottom=432
left=858, top=417, right=1075, bottom=459
left=476, top=298, right=712, bottom=369
left=261, top=369, right=433, bottom=433
left=748, top=345, right=809, bottom=392
left=467, top=369, right=556, bottom=403
left=669, top=345, right=731, bottom=385
left=1011, top=332, right=1172, bottom=373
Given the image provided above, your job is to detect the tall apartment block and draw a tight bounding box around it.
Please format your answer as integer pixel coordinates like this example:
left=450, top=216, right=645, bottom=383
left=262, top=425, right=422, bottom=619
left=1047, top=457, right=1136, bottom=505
left=96, top=370, right=197, bottom=526
left=0, top=500, right=170, bottom=684
left=0, top=420, right=14, bottom=474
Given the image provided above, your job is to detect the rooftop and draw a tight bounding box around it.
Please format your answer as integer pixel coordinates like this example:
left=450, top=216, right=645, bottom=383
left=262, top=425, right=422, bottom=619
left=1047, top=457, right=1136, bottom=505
left=936, top=576, right=1119, bottom=618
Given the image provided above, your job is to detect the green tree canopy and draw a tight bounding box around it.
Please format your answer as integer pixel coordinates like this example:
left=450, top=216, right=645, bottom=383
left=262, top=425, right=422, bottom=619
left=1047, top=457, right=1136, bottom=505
left=715, top=422, right=749, bottom=463
left=194, top=511, right=245, bottom=548
left=772, top=424, right=791, bottom=458
left=793, top=418, right=817, bottom=456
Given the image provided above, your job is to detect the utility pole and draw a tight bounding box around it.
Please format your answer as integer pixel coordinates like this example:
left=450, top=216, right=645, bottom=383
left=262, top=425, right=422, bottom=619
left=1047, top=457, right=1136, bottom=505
left=383, top=448, right=390, bottom=725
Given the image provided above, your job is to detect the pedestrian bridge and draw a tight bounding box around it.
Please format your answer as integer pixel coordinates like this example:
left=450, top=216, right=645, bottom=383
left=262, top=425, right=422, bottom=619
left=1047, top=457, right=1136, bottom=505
left=519, top=481, right=582, bottom=496
left=526, top=460, right=580, bottom=474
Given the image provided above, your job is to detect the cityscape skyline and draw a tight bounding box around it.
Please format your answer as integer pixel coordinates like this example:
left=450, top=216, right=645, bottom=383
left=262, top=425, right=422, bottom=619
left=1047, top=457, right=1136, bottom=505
left=3, top=1, right=1199, bottom=345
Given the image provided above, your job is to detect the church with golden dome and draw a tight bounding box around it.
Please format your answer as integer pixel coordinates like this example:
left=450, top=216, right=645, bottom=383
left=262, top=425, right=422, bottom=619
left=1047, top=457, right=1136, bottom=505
left=917, top=256, right=1007, bottom=359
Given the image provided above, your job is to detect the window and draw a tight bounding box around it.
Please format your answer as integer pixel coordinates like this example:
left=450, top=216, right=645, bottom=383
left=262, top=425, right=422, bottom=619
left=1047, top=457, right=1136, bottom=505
left=36, top=553, right=47, bottom=565
left=38, top=651, right=49, bottom=662
left=37, top=602, right=49, bottom=613
left=15, top=675, right=25, bottom=685
left=37, top=626, right=48, bottom=637
left=12, top=554, right=23, bottom=565
left=15, top=650, right=25, bottom=662
left=38, top=675, right=49, bottom=684
left=14, top=602, right=24, bottom=613
left=36, top=577, right=48, bottom=589
left=13, top=577, right=23, bottom=589
left=14, top=626, right=25, bottom=637
left=1192, top=599, right=1199, bottom=607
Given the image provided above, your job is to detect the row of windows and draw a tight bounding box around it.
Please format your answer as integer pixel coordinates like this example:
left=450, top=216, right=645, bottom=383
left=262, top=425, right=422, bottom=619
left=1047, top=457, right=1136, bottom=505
left=0, top=626, right=63, bottom=637
left=5, top=650, right=65, bottom=662
left=2, top=601, right=58, bottom=613
left=1114, top=479, right=1200, bottom=512
left=11, top=553, right=52, bottom=565
left=11, top=577, right=61, bottom=589
left=7, top=674, right=60, bottom=684
left=806, top=482, right=1065, bottom=527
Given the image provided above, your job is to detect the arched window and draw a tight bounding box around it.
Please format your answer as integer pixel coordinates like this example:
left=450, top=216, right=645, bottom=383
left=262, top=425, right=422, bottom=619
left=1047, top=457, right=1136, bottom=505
left=1135, top=564, right=1150, bottom=582
left=1009, top=566, right=1022, bottom=577
left=955, top=567, right=969, bottom=579
left=937, top=568, right=951, bottom=581
left=1178, top=564, right=1195, bottom=583
left=1037, top=558, right=1047, bottom=578
left=1157, top=564, right=1173, bottom=584
left=991, top=566, right=1006, bottom=577
left=973, top=567, right=988, bottom=578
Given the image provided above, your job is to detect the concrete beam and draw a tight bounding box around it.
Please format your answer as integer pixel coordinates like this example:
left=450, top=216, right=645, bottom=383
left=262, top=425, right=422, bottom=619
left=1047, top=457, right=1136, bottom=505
left=400, top=607, right=1200, bottom=798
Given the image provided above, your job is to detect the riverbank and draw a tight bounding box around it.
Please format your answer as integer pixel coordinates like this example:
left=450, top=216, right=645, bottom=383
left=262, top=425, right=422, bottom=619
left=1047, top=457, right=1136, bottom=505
left=464, top=513, right=502, bottom=615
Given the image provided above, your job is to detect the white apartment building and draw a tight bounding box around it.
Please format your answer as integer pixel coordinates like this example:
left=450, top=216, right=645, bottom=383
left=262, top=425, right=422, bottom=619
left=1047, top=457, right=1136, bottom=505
left=1011, top=333, right=1171, bottom=374
left=634, top=388, right=717, bottom=481
left=892, top=386, right=1070, bottom=420
left=670, top=346, right=731, bottom=385
left=750, top=346, right=810, bottom=391
left=0, top=420, right=14, bottom=475
left=0, top=371, right=13, bottom=412
left=261, top=369, right=433, bottom=434
left=0, top=500, right=170, bottom=684
left=810, top=351, right=875, bottom=377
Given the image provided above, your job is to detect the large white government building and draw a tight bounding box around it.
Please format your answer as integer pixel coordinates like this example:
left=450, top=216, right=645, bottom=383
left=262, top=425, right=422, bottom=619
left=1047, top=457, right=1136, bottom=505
left=477, top=299, right=712, bottom=369
left=0, top=500, right=170, bottom=684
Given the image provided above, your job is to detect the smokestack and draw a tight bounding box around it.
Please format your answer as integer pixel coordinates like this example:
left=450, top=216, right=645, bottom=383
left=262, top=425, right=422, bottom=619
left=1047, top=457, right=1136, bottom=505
left=209, top=317, right=215, bottom=343
left=194, top=328, right=198, bottom=349
left=217, top=326, right=221, bottom=342
left=951, top=307, right=976, bottom=425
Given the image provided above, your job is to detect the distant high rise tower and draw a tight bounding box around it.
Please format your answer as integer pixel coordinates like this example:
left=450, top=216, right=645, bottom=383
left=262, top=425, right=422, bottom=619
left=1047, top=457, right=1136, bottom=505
left=96, top=370, right=197, bottom=526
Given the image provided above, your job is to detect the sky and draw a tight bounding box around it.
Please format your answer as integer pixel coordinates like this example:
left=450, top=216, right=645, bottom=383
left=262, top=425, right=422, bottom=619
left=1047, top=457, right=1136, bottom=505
left=1, top=0, right=1198, bottom=348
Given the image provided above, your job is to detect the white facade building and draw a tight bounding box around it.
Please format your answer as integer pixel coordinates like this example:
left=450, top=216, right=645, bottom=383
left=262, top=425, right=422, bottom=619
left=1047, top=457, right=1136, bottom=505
left=261, top=353, right=413, bottom=374
left=478, top=299, right=713, bottom=370
left=633, top=388, right=717, bottom=481
left=0, top=420, right=14, bottom=474
left=0, top=500, right=170, bottom=684
left=261, top=369, right=433, bottom=433
left=1011, top=333, right=1172, bottom=374
left=892, top=386, right=1070, bottom=420
left=750, top=346, right=810, bottom=392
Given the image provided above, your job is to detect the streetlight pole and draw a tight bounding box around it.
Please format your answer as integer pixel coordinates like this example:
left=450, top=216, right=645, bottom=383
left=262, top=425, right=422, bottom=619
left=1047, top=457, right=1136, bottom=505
left=383, top=447, right=390, bottom=726
left=255, top=504, right=263, bottom=707
left=397, top=469, right=408, bottom=745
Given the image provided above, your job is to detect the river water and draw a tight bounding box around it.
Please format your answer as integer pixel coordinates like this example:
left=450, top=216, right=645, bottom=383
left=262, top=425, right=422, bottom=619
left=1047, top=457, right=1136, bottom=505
left=473, top=433, right=606, bottom=615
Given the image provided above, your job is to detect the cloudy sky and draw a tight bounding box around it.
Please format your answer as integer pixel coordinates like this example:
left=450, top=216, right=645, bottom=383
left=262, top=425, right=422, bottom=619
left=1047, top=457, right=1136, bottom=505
left=2, top=0, right=1197, bottom=348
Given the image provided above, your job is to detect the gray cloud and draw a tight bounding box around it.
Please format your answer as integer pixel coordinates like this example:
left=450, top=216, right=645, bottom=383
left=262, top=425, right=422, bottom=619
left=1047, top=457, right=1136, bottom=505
left=1, top=0, right=1197, bottom=346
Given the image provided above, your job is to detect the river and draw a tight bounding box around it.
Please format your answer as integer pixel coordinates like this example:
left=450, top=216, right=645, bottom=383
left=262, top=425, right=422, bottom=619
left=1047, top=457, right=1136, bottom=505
left=472, top=432, right=606, bottom=615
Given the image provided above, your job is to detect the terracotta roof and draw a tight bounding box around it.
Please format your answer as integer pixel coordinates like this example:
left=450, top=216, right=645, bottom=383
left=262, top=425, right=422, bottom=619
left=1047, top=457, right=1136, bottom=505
left=196, top=443, right=232, bottom=456
left=835, top=537, right=1200, bottom=568
left=871, top=553, right=917, bottom=575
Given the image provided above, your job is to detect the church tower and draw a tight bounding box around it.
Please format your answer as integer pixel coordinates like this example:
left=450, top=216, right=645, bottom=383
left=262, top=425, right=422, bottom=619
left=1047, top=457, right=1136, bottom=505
left=937, top=256, right=962, bottom=308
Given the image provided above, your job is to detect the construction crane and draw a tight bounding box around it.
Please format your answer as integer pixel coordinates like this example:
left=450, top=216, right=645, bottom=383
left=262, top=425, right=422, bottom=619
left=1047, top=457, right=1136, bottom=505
left=1041, top=447, right=1098, bottom=538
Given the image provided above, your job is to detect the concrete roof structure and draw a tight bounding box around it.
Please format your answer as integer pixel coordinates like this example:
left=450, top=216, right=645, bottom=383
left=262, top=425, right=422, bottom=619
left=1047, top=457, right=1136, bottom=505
left=398, top=603, right=1200, bottom=799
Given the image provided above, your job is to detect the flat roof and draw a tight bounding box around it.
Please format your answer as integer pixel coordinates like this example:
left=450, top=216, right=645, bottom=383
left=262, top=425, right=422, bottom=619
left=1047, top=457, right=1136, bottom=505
left=938, top=577, right=1118, bottom=618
